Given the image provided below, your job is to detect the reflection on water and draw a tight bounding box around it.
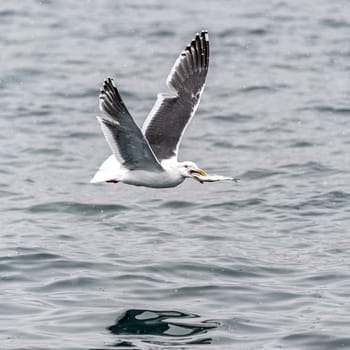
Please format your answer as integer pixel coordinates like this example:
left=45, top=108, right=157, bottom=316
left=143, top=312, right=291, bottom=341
left=108, top=309, right=216, bottom=347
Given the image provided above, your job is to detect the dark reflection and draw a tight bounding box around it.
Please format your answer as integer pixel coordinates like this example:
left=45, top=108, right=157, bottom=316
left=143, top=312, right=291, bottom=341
left=107, top=309, right=217, bottom=348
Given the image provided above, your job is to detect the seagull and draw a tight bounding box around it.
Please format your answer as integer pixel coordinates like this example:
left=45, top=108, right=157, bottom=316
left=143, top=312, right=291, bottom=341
left=91, top=30, right=238, bottom=188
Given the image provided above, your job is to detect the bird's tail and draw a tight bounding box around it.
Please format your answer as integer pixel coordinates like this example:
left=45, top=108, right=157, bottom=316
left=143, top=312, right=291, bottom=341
left=90, top=154, right=121, bottom=183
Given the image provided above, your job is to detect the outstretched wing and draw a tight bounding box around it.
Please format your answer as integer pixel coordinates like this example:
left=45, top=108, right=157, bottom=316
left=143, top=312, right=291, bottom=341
left=97, top=78, right=163, bottom=171
left=142, top=30, right=209, bottom=161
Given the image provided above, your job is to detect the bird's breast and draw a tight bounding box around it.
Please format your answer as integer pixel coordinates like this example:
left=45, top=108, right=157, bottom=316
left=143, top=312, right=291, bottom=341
left=122, top=169, right=184, bottom=188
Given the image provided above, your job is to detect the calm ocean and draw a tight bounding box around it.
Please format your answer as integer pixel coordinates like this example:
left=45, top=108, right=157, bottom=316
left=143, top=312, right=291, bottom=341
left=1, top=1, right=350, bottom=349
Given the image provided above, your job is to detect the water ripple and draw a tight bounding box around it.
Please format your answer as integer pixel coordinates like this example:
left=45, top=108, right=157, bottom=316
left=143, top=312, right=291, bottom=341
left=2, top=1, right=350, bottom=349
left=25, top=201, right=129, bottom=214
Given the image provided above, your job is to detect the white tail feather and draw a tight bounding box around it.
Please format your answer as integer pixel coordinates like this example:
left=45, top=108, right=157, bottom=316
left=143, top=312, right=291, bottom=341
left=90, top=154, right=122, bottom=183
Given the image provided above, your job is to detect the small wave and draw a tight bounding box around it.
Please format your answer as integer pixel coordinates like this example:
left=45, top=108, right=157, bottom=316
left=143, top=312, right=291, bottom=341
left=0, top=189, right=19, bottom=198
left=242, top=168, right=286, bottom=180
left=217, top=27, right=268, bottom=38
left=287, top=140, right=314, bottom=148
left=39, top=276, right=100, bottom=291
left=0, top=9, right=18, bottom=17
left=300, top=105, right=350, bottom=116
left=55, top=131, right=98, bottom=139
left=282, top=332, right=350, bottom=349
left=321, top=18, right=350, bottom=28
left=238, top=85, right=276, bottom=93
left=56, top=87, right=97, bottom=99
left=160, top=200, right=197, bottom=209
left=212, top=140, right=233, bottom=149
left=210, top=113, right=254, bottom=124
left=281, top=160, right=336, bottom=173
left=274, top=190, right=350, bottom=213
left=2, top=251, right=62, bottom=263
left=306, top=190, right=350, bottom=210
left=247, top=28, right=268, bottom=36
left=202, top=197, right=265, bottom=210
left=26, top=201, right=129, bottom=214
left=154, top=260, right=265, bottom=279
left=22, top=147, right=64, bottom=156
left=149, top=29, right=175, bottom=38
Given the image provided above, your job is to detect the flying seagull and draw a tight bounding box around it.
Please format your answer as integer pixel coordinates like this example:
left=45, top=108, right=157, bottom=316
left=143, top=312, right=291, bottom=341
left=91, top=30, right=238, bottom=188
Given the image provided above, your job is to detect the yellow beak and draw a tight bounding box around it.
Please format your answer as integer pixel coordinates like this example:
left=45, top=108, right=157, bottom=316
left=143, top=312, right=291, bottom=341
left=190, top=168, right=207, bottom=184
left=191, top=168, right=207, bottom=176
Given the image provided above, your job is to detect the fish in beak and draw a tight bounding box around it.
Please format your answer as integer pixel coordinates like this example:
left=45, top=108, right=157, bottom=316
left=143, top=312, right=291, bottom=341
left=190, top=168, right=207, bottom=184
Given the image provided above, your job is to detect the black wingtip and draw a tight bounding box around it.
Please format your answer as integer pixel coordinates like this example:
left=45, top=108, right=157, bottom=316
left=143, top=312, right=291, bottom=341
left=99, top=76, right=130, bottom=117
left=201, top=30, right=209, bottom=41
left=100, top=77, right=119, bottom=103
left=102, top=77, right=115, bottom=91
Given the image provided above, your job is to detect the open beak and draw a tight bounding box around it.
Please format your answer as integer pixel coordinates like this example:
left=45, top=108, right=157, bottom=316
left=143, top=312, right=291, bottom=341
left=189, top=168, right=207, bottom=184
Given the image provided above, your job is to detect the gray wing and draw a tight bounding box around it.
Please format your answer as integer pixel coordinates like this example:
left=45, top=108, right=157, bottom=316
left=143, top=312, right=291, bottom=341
left=141, top=30, right=209, bottom=161
left=97, top=78, right=163, bottom=171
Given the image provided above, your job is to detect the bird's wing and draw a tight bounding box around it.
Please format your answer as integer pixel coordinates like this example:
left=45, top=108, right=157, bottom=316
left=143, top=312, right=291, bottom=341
left=141, top=30, right=209, bottom=161
left=97, top=78, right=163, bottom=171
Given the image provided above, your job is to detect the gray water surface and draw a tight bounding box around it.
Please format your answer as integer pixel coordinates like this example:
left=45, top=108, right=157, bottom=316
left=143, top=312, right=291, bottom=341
left=1, top=1, right=350, bottom=349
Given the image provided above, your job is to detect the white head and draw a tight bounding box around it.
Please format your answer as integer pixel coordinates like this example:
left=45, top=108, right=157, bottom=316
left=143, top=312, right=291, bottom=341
left=178, top=161, right=207, bottom=183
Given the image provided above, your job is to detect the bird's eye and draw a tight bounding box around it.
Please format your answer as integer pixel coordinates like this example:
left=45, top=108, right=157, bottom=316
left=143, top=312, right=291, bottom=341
left=184, top=165, right=189, bottom=168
